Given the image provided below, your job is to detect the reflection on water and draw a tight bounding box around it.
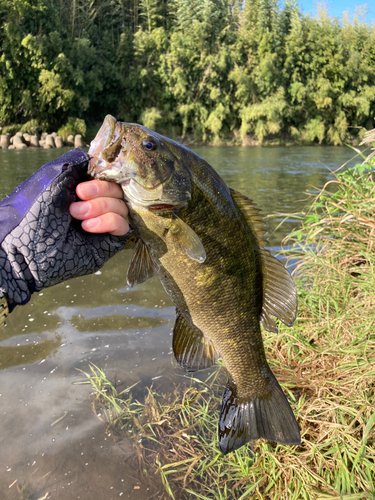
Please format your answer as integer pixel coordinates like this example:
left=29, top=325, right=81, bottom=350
left=0, top=146, right=361, bottom=498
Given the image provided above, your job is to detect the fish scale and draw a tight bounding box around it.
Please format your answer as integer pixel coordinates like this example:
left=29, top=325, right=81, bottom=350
left=89, top=114, right=301, bottom=454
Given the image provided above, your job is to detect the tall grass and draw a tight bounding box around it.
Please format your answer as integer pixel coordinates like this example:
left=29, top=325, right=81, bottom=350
left=81, top=143, right=375, bottom=499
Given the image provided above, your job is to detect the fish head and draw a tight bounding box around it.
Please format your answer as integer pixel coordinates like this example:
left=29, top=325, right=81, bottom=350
left=88, top=115, right=191, bottom=211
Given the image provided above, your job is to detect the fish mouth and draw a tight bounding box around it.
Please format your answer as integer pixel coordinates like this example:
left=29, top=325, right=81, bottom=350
left=125, top=178, right=164, bottom=203
left=88, top=115, right=118, bottom=173
left=122, top=177, right=188, bottom=211
left=88, top=114, right=191, bottom=211
left=149, top=203, right=185, bottom=212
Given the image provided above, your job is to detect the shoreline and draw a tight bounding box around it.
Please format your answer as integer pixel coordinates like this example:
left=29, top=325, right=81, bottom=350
left=1, top=128, right=365, bottom=150
left=0, top=138, right=364, bottom=150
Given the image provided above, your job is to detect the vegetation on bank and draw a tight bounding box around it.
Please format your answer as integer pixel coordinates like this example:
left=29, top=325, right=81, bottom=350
left=1, top=0, right=374, bottom=145
left=80, top=137, right=375, bottom=499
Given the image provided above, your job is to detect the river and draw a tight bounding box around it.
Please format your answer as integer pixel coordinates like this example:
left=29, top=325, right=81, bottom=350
left=0, top=145, right=362, bottom=499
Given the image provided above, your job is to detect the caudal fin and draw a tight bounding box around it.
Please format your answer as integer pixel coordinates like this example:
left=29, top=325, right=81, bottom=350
left=219, top=375, right=301, bottom=454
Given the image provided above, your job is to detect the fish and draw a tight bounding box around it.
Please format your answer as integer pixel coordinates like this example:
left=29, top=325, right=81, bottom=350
left=88, top=114, right=301, bottom=454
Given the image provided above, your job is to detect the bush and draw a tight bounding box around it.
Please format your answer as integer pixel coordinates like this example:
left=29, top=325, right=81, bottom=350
left=1, top=124, right=19, bottom=136
left=19, top=120, right=42, bottom=135
left=57, top=118, right=87, bottom=141
left=140, top=107, right=162, bottom=130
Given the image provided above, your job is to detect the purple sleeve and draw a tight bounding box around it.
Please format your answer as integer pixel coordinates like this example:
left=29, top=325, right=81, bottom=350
left=0, top=149, right=89, bottom=244
left=0, top=147, right=128, bottom=310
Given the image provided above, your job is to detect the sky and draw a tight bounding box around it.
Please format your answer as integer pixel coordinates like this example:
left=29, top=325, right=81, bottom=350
left=296, top=0, right=374, bottom=22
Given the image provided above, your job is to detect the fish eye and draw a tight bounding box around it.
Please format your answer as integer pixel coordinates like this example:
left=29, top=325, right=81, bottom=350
left=142, top=139, right=157, bottom=151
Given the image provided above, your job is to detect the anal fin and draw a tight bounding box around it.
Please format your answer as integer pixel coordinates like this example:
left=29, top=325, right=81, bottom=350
left=127, top=239, right=160, bottom=286
left=173, top=312, right=219, bottom=372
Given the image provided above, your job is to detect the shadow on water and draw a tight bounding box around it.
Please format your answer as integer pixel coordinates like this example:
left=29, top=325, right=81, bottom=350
left=0, top=146, right=362, bottom=499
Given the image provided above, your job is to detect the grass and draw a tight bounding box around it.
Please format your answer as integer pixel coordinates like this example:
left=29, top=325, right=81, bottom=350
left=80, top=142, right=375, bottom=499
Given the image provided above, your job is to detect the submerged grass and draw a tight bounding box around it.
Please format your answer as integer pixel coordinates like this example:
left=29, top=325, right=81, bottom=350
left=81, top=145, right=375, bottom=499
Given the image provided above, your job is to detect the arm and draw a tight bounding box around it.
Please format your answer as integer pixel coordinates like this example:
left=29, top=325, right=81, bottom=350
left=0, top=148, right=129, bottom=326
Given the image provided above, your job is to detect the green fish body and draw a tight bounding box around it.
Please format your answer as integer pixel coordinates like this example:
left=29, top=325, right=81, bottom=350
left=89, top=115, right=300, bottom=453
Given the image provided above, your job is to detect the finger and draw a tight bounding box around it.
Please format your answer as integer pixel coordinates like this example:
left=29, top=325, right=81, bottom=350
left=81, top=213, right=130, bottom=236
left=70, top=197, right=128, bottom=220
left=76, top=180, right=124, bottom=201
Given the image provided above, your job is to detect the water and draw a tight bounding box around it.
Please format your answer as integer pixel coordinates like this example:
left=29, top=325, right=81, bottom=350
left=0, top=146, right=361, bottom=499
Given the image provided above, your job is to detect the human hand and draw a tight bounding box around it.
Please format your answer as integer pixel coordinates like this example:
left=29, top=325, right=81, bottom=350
left=0, top=149, right=130, bottom=311
left=69, top=180, right=129, bottom=236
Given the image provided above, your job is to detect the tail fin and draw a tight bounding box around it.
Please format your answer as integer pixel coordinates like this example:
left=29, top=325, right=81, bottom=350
left=219, top=375, right=301, bottom=454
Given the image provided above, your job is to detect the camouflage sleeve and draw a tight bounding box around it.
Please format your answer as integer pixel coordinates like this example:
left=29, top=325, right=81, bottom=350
left=0, top=148, right=128, bottom=318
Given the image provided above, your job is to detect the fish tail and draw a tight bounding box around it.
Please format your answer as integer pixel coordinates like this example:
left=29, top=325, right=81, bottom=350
left=218, top=372, right=301, bottom=454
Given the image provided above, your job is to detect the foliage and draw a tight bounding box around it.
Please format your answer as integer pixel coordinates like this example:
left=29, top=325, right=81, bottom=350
left=1, top=124, right=19, bottom=136
left=57, top=117, right=87, bottom=140
left=19, top=119, right=41, bottom=134
left=0, top=0, right=374, bottom=143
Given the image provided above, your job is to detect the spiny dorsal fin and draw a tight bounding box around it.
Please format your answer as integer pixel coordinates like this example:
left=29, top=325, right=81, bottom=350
left=173, top=312, right=219, bottom=372
left=230, top=189, right=297, bottom=333
left=167, top=216, right=206, bottom=263
left=127, top=239, right=160, bottom=287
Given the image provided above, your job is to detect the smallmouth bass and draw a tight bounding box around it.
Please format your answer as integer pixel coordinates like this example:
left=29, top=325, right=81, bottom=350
left=88, top=115, right=300, bottom=454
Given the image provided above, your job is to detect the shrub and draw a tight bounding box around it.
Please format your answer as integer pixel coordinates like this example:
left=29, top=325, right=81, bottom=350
left=57, top=117, right=87, bottom=141
left=1, top=125, right=19, bottom=136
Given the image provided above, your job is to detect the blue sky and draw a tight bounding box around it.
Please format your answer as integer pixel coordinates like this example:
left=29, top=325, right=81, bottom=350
left=296, top=0, right=374, bottom=22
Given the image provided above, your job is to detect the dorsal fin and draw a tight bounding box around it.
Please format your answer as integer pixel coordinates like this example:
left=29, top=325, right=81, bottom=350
left=230, top=189, right=297, bottom=333
left=127, top=239, right=160, bottom=287
left=173, top=312, right=220, bottom=372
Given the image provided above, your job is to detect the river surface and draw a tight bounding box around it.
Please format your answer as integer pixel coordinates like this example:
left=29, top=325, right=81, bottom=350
left=0, top=146, right=362, bottom=499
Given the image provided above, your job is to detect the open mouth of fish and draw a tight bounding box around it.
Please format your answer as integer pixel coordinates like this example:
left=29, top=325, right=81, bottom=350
left=88, top=114, right=190, bottom=211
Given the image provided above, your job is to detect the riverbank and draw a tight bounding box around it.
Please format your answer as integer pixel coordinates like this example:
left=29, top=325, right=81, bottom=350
left=82, top=144, right=375, bottom=499
left=0, top=124, right=367, bottom=150
left=175, top=131, right=367, bottom=148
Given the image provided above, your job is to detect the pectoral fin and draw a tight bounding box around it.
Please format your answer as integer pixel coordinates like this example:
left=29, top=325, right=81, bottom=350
left=173, top=312, right=219, bottom=372
left=167, top=216, right=206, bottom=263
left=127, top=239, right=160, bottom=287
left=230, top=189, right=297, bottom=333
left=123, top=231, right=139, bottom=250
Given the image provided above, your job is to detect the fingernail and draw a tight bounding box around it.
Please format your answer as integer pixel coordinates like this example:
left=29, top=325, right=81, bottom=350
left=72, top=202, right=90, bottom=216
left=81, top=182, right=98, bottom=197
left=84, top=218, right=99, bottom=229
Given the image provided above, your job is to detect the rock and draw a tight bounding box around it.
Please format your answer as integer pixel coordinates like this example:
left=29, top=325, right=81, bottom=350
left=8, top=145, right=16, bottom=150
left=51, top=132, right=57, bottom=139
left=241, top=134, right=258, bottom=147
left=23, top=133, right=31, bottom=146
left=15, top=132, right=23, bottom=138
left=74, top=134, right=85, bottom=148
left=45, top=134, right=55, bottom=148
left=43, top=143, right=53, bottom=149
left=13, top=135, right=27, bottom=150
left=30, top=135, right=40, bottom=147
left=67, top=134, right=74, bottom=146
left=10, top=136, right=14, bottom=144
left=41, top=132, right=48, bottom=140
left=0, top=133, right=10, bottom=149
left=55, top=136, right=64, bottom=148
